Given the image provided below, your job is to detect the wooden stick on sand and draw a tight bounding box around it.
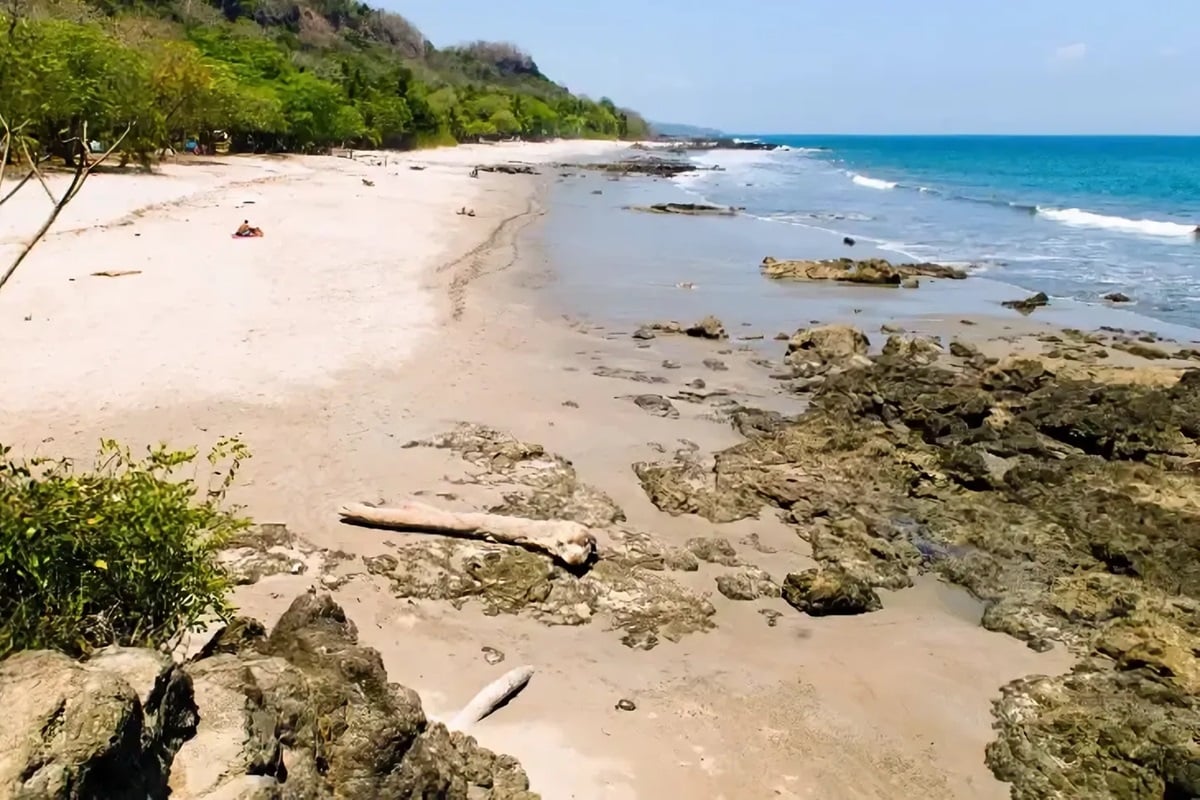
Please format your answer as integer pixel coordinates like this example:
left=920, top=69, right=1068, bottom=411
left=449, top=665, right=534, bottom=733
left=337, top=499, right=597, bottom=567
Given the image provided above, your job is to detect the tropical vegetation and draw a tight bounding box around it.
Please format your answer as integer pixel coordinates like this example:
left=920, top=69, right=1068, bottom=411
left=0, top=0, right=650, bottom=161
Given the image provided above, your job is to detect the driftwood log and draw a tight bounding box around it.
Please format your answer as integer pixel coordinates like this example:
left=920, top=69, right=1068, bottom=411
left=449, top=665, right=534, bottom=732
left=337, top=499, right=596, bottom=567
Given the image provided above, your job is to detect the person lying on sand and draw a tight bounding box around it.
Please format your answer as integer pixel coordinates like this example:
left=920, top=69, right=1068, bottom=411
left=234, top=220, right=264, bottom=237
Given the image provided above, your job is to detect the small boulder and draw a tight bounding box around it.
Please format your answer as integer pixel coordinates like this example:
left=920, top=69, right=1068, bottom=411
left=881, top=334, right=942, bottom=365
left=716, top=567, right=782, bottom=600
left=633, top=394, right=678, bottom=418
left=782, top=569, right=881, bottom=616
left=901, top=277, right=920, bottom=289
left=686, top=315, right=727, bottom=340
left=1001, top=291, right=1050, bottom=314
left=1104, top=292, right=1132, bottom=303
left=785, top=325, right=870, bottom=368
left=632, top=327, right=656, bottom=340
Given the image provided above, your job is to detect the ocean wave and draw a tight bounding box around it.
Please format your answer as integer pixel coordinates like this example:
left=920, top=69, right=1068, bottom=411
left=850, top=173, right=897, bottom=190
left=1035, top=207, right=1197, bottom=238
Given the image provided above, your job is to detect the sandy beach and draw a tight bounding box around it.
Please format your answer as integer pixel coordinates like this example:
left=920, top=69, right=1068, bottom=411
left=3, top=141, right=1196, bottom=799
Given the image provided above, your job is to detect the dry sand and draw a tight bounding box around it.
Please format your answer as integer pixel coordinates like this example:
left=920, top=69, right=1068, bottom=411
left=0, top=140, right=1077, bottom=799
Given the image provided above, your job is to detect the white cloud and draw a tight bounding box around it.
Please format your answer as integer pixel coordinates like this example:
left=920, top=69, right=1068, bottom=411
left=1052, top=42, right=1088, bottom=63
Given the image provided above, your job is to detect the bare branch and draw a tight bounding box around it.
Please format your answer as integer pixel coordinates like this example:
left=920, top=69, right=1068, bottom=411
left=0, top=121, right=133, bottom=295
left=0, top=113, right=11, bottom=203
left=18, top=139, right=55, bottom=202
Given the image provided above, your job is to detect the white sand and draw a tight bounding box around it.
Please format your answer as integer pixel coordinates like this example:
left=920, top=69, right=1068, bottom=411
left=0, top=138, right=1071, bottom=799
left=0, top=140, right=621, bottom=416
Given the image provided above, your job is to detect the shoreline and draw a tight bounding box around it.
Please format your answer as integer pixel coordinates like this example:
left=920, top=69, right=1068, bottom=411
left=1, top=142, right=1194, bottom=798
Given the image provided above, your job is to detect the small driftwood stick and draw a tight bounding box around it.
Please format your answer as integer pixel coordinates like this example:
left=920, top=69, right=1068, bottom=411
left=337, top=499, right=596, bottom=567
left=449, top=665, right=534, bottom=732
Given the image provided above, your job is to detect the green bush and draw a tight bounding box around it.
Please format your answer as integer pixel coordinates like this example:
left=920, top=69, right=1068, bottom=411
left=0, top=438, right=250, bottom=658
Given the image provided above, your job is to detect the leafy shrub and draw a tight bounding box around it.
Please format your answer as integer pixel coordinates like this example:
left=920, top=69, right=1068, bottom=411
left=0, top=438, right=250, bottom=658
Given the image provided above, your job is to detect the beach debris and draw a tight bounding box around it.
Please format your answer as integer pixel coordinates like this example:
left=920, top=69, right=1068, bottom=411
left=90, top=269, right=142, bottom=278
left=449, top=666, right=534, bottom=732
left=562, top=400, right=579, bottom=408
left=409, top=165, right=425, bottom=171
left=676, top=281, right=697, bottom=289
left=591, top=189, right=603, bottom=194
left=686, top=315, right=727, bottom=340
left=782, top=569, right=882, bottom=616
left=361, top=178, right=375, bottom=187
left=456, top=207, right=476, bottom=217
left=759, top=608, right=783, bottom=627
left=662, top=359, right=681, bottom=369
left=481, top=645, right=506, bottom=665
left=337, top=499, right=597, bottom=567
left=1001, top=291, right=1050, bottom=314
left=716, top=567, right=781, bottom=600
left=843, top=236, right=856, bottom=246
left=760, top=256, right=967, bottom=285
left=632, top=394, right=679, bottom=418
left=615, top=698, right=637, bottom=712
left=1104, top=291, right=1132, bottom=302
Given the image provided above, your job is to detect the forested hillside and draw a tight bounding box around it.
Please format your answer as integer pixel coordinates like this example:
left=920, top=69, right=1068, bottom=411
left=0, top=0, right=650, bottom=160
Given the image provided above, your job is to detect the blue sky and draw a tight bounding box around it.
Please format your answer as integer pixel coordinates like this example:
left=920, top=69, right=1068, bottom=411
left=388, top=0, right=1199, bottom=134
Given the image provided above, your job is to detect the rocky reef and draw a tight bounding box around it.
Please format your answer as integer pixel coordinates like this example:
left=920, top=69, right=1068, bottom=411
left=626, top=202, right=741, bottom=216
left=633, top=325, right=1200, bottom=798
left=0, top=592, right=536, bottom=799
left=760, top=256, right=968, bottom=285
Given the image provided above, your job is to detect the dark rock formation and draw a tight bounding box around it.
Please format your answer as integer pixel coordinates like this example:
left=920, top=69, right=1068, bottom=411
left=632, top=394, right=678, bottom=418
left=782, top=569, right=882, bottom=616
left=843, top=236, right=856, bottom=246
left=476, top=164, right=537, bottom=175
left=631, top=349, right=1200, bottom=795
left=686, top=315, right=727, bottom=340
left=563, top=158, right=697, bottom=178
left=761, top=256, right=967, bottom=285
left=1104, top=292, right=1132, bottom=303
left=0, top=594, right=538, bottom=800
left=1001, top=291, right=1050, bottom=314
left=628, top=202, right=740, bottom=216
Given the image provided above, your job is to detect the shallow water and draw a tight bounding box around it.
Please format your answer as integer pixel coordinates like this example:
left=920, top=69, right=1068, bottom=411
left=537, top=170, right=1200, bottom=345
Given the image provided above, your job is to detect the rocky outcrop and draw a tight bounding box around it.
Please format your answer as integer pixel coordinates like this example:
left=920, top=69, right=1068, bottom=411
left=881, top=334, right=943, bottom=366
left=627, top=203, right=740, bottom=216
left=0, top=648, right=197, bottom=800
left=1104, top=292, right=1132, bottom=303
left=476, top=164, right=537, bottom=175
left=686, top=315, right=727, bottom=340
left=1001, top=291, right=1049, bottom=314
left=782, top=569, right=882, bottom=616
left=564, top=158, right=697, bottom=178
left=784, top=325, right=870, bottom=374
left=0, top=594, right=537, bottom=800
left=760, top=257, right=968, bottom=285
left=716, top=567, right=781, bottom=600
left=631, top=350, right=1200, bottom=796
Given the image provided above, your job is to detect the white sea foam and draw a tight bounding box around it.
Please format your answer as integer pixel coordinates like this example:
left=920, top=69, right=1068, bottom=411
left=851, top=173, right=898, bottom=190
left=1037, top=207, right=1197, bottom=238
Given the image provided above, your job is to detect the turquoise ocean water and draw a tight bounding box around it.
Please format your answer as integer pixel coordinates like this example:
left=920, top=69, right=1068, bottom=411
left=676, top=136, right=1200, bottom=327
